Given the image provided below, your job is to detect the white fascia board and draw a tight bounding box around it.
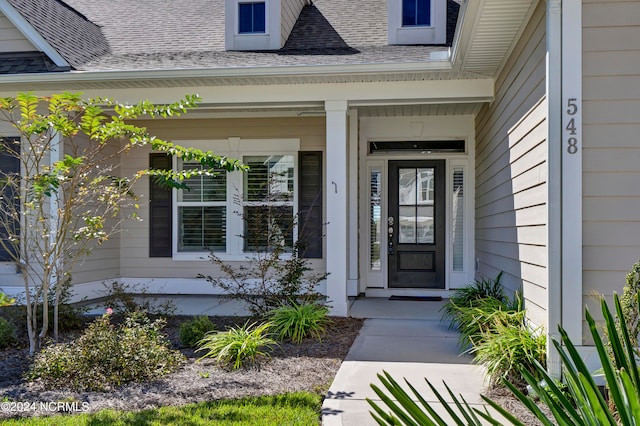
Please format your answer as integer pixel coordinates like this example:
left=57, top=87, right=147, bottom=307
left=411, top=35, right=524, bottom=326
left=0, top=60, right=452, bottom=85
left=0, top=0, right=69, bottom=67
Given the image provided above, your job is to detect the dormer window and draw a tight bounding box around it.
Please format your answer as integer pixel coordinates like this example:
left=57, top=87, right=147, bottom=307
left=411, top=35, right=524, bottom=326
left=388, top=0, right=445, bottom=45
left=402, top=0, right=431, bottom=27
left=239, top=2, right=266, bottom=34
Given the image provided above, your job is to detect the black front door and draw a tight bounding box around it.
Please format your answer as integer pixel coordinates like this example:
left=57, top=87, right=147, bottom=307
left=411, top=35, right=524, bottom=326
left=388, top=160, right=445, bottom=288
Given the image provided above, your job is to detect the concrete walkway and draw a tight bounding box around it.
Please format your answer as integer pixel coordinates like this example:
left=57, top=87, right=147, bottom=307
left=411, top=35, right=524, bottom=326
left=321, top=298, right=490, bottom=425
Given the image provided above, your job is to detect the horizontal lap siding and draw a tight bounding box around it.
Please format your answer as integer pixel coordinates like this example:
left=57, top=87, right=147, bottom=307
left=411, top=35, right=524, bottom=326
left=119, top=116, right=326, bottom=280
left=0, top=14, right=35, bottom=52
left=474, top=0, right=548, bottom=328
left=582, top=0, right=640, bottom=331
left=70, top=132, right=121, bottom=284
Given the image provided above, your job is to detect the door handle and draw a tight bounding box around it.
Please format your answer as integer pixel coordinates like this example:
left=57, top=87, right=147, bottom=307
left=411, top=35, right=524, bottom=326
left=388, top=217, right=394, bottom=255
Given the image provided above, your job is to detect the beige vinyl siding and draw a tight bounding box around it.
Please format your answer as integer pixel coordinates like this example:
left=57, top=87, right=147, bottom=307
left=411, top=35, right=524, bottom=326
left=0, top=13, right=36, bottom=52
left=70, top=133, right=122, bottom=284
left=118, top=116, right=325, bottom=281
left=582, top=0, right=640, bottom=334
left=474, top=0, right=548, bottom=328
left=281, top=0, right=306, bottom=46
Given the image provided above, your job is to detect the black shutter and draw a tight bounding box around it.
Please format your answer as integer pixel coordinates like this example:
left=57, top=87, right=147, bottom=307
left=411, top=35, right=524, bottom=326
left=149, top=153, right=173, bottom=257
left=0, top=137, right=19, bottom=262
left=298, top=151, right=323, bottom=258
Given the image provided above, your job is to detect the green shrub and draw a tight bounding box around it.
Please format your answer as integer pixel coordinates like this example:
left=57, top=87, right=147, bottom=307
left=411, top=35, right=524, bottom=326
left=471, top=320, right=546, bottom=387
left=179, top=316, right=216, bottom=348
left=269, top=302, right=331, bottom=344
left=0, top=317, right=16, bottom=348
left=0, top=292, right=15, bottom=307
left=441, top=272, right=505, bottom=321
left=28, top=310, right=185, bottom=391
left=450, top=295, right=523, bottom=346
left=197, top=321, right=276, bottom=369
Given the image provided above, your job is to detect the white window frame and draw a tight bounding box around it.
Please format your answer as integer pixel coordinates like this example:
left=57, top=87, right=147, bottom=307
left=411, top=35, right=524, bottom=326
left=172, top=138, right=300, bottom=261
left=387, top=0, right=446, bottom=45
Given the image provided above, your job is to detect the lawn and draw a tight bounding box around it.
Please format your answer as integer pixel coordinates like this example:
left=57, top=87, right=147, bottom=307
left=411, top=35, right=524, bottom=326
left=1, top=392, right=322, bottom=425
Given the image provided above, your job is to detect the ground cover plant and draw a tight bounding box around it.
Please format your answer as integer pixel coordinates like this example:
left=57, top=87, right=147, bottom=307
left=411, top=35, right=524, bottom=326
left=196, top=321, right=277, bottom=369
left=269, top=302, right=331, bottom=344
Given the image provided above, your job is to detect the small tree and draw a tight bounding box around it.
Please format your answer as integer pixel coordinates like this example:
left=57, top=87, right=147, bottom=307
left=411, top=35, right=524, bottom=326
left=0, top=92, right=243, bottom=354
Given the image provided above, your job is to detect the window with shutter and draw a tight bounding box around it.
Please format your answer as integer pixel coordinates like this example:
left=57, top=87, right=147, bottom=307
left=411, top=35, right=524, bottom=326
left=0, top=137, right=20, bottom=262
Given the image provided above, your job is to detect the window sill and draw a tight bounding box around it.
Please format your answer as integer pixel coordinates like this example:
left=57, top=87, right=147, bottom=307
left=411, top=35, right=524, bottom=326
left=172, top=252, right=294, bottom=262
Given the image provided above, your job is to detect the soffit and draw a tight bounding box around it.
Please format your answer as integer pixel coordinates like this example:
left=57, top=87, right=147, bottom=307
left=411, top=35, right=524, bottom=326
left=455, top=0, right=538, bottom=77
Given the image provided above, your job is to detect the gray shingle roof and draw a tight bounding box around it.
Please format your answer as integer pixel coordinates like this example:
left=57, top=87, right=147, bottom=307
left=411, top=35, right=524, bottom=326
left=5, top=0, right=459, bottom=73
left=0, top=52, right=70, bottom=74
left=7, top=0, right=109, bottom=69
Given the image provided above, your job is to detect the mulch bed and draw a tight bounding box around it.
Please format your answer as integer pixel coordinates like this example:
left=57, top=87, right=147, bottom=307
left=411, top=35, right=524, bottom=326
left=0, top=315, right=363, bottom=419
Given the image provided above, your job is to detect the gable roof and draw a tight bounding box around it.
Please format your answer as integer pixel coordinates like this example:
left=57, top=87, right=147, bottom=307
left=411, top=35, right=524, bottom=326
left=4, top=0, right=459, bottom=73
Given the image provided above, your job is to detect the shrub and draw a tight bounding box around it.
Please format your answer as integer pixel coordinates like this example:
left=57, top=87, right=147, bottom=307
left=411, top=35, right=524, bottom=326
left=0, top=317, right=16, bottom=348
left=471, top=320, right=546, bottom=387
left=269, top=302, right=331, bottom=344
left=0, top=292, right=15, bottom=307
left=197, top=321, right=276, bottom=369
left=28, top=310, right=185, bottom=391
left=441, top=272, right=505, bottom=322
left=179, top=316, right=216, bottom=348
left=199, top=207, right=327, bottom=318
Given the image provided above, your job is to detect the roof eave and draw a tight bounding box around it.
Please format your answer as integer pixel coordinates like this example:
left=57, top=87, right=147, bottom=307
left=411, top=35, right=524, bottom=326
left=0, top=58, right=453, bottom=85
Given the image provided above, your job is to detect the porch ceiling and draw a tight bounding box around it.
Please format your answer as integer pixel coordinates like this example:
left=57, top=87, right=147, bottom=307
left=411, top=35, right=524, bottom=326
left=357, top=102, right=484, bottom=117
left=454, top=0, right=539, bottom=77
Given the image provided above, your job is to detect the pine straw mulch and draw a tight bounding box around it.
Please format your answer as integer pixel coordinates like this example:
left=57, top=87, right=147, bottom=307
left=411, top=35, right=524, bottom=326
left=0, top=315, right=363, bottom=419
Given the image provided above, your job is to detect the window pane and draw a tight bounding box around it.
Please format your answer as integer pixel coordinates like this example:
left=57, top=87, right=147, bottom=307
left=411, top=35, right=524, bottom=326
left=178, top=206, right=226, bottom=251
left=244, top=205, right=294, bottom=251
left=244, top=155, right=294, bottom=202
left=253, top=2, right=265, bottom=32
left=452, top=168, right=464, bottom=271
left=370, top=169, right=382, bottom=271
left=402, top=0, right=417, bottom=26
left=417, top=0, right=430, bottom=25
left=398, top=168, right=416, bottom=205
left=398, top=206, right=416, bottom=244
left=178, top=163, right=226, bottom=202
left=416, top=206, right=434, bottom=244
left=417, top=168, right=434, bottom=205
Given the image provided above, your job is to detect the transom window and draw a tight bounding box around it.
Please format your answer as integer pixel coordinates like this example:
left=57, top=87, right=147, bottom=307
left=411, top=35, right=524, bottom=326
left=239, top=2, right=266, bottom=34
left=402, top=0, right=431, bottom=27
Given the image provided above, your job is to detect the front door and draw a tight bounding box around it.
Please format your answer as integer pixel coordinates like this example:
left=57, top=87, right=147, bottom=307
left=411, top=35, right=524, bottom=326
left=388, top=160, right=445, bottom=288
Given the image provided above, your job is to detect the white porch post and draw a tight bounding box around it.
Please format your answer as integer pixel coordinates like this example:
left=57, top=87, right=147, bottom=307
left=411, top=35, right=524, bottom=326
left=325, top=100, right=349, bottom=316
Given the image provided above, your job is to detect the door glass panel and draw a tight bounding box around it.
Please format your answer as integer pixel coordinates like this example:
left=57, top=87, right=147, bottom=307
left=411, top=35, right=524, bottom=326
left=452, top=168, right=464, bottom=271
left=398, top=168, right=416, bottom=205
left=370, top=169, right=382, bottom=271
left=416, top=206, right=434, bottom=243
left=417, top=168, right=434, bottom=205
left=398, top=206, right=416, bottom=243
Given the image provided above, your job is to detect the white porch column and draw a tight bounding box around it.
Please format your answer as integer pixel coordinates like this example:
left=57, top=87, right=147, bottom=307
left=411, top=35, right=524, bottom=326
left=325, top=100, right=349, bottom=316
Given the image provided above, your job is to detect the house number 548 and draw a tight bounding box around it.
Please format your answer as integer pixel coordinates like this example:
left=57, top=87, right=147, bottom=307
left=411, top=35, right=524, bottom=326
left=565, top=98, right=579, bottom=154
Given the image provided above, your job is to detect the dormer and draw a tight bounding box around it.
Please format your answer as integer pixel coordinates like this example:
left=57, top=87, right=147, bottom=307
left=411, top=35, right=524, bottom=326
left=388, top=0, right=447, bottom=45
left=225, top=0, right=308, bottom=51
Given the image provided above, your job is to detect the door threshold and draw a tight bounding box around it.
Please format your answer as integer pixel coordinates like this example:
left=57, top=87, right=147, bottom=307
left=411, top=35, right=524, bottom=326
left=365, top=288, right=452, bottom=299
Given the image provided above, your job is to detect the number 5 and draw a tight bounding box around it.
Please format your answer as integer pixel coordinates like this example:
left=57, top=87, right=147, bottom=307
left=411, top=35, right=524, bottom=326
left=567, top=98, right=578, bottom=115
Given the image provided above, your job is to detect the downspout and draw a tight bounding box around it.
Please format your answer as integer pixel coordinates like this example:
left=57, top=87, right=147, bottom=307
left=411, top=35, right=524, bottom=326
left=546, top=0, right=563, bottom=380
